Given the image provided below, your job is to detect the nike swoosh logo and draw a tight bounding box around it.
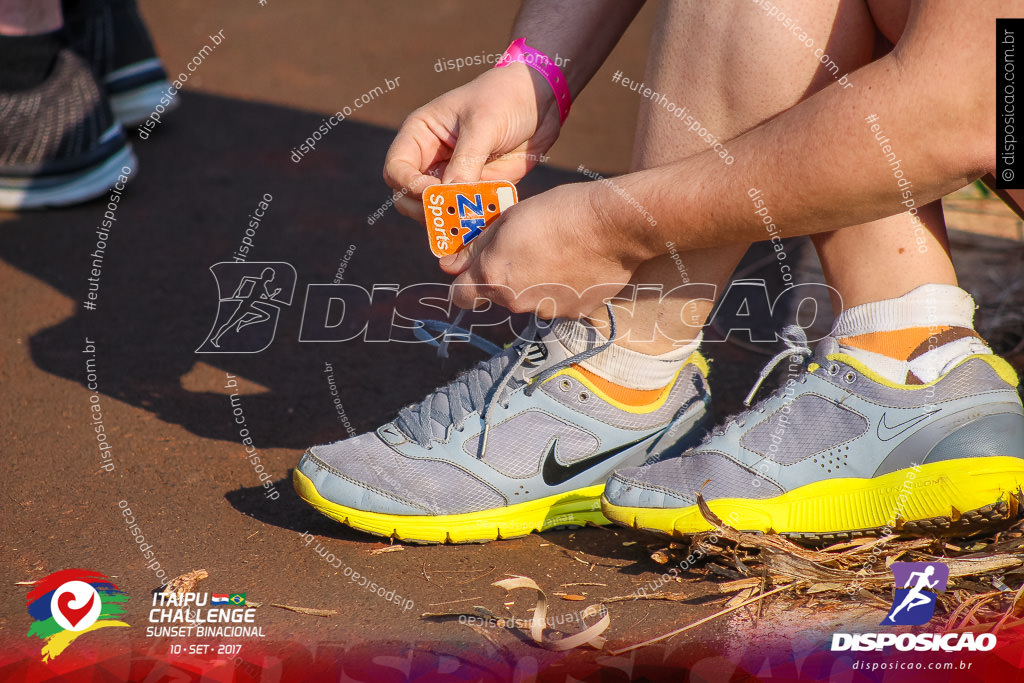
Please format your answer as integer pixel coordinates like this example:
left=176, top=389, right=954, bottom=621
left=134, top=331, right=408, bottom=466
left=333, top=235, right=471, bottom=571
left=876, top=409, right=940, bottom=442
left=542, top=434, right=655, bottom=487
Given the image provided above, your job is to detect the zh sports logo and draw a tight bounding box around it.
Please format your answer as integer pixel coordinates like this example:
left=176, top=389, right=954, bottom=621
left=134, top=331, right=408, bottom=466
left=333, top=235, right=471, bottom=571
left=422, top=181, right=518, bottom=257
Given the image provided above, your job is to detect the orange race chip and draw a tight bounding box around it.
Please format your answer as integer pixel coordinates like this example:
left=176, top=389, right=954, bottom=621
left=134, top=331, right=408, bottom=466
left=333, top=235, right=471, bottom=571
left=422, top=180, right=518, bottom=258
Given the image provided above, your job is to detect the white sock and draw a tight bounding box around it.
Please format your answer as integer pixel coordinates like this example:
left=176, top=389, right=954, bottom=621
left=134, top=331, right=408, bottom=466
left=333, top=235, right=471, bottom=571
left=551, top=318, right=701, bottom=390
left=830, top=284, right=990, bottom=384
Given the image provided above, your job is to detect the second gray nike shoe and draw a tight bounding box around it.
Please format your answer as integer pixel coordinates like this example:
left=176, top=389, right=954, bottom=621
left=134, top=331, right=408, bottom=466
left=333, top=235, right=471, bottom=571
left=603, top=327, right=1024, bottom=541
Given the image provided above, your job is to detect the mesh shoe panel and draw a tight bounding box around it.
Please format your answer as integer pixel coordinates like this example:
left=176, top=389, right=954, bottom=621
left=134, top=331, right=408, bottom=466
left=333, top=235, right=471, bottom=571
left=310, top=434, right=505, bottom=515
left=541, top=365, right=706, bottom=431
left=615, top=451, right=783, bottom=503
left=462, top=412, right=600, bottom=476
left=0, top=49, right=122, bottom=176
left=740, top=394, right=868, bottom=464
left=821, top=357, right=1011, bottom=408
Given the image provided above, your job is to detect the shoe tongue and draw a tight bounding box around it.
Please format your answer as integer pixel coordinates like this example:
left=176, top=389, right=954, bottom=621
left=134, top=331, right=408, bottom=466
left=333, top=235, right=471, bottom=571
left=528, top=323, right=570, bottom=372
left=422, top=343, right=524, bottom=440
left=812, top=335, right=840, bottom=363
left=428, top=393, right=453, bottom=440
left=522, top=339, right=548, bottom=367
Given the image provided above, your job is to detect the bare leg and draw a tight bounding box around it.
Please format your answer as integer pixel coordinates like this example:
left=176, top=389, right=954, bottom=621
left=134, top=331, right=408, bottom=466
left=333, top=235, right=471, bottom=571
left=0, top=0, right=62, bottom=35
left=588, top=0, right=877, bottom=353
left=812, top=0, right=958, bottom=314
left=812, top=201, right=956, bottom=315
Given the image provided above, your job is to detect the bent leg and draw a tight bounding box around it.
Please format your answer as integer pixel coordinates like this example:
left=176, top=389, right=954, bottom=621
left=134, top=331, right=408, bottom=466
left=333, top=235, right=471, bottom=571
left=587, top=0, right=876, bottom=353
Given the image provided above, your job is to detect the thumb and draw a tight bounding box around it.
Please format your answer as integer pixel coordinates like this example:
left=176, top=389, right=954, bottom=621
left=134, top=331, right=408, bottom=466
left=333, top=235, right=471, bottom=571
left=438, top=237, right=479, bottom=276
left=443, top=124, right=495, bottom=184
left=438, top=219, right=497, bottom=275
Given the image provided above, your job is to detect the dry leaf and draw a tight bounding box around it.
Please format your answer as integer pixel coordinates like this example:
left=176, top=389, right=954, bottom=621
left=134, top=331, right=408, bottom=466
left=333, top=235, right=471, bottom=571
left=650, top=550, right=671, bottom=564
left=160, top=569, right=209, bottom=599
left=492, top=575, right=609, bottom=651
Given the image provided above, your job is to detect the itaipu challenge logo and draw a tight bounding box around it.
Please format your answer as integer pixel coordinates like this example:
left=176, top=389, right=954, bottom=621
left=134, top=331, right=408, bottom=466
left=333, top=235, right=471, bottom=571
left=25, top=569, right=129, bottom=661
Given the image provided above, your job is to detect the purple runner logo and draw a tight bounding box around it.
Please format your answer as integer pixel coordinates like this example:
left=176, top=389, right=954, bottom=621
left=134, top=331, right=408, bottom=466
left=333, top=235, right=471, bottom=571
left=883, top=561, right=949, bottom=626
left=196, top=262, right=296, bottom=353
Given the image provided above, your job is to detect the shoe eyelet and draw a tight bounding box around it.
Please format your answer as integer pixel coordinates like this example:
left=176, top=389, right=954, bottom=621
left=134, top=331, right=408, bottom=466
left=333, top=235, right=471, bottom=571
left=828, top=363, right=840, bottom=376
left=559, top=379, right=572, bottom=391
left=843, top=371, right=857, bottom=384
left=578, top=392, right=590, bottom=402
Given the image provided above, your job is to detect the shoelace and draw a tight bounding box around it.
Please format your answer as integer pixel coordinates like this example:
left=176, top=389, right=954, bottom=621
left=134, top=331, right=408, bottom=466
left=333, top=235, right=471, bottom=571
left=414, top=309, right=502, bottom=358
left=704, top=325, right=813, bottom=440
left=741, top=325, right=813, bottom=406
left=395, top=303, right=619, bottom=459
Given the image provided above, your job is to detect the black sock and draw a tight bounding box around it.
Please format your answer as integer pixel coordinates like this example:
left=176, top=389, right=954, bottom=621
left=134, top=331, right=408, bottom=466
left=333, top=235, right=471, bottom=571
left=0, top=31, right=64, bottom=92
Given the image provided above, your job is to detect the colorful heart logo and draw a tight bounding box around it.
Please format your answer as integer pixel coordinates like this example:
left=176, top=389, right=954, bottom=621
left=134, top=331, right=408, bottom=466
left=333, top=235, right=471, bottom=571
left=56, top=590, right=95, bottom=628
left=48, top=581, right=101, bottom=632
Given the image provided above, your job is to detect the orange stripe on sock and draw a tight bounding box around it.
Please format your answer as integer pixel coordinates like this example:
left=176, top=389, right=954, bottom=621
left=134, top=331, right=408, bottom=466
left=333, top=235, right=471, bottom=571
left=573, top=365, right=668, bottom=407
left=840, top=326, right=951, bottom=360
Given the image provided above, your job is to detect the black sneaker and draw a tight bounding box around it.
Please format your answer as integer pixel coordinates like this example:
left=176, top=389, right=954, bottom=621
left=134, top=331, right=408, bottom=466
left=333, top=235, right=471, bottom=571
left=63, top=0, right=176, bottom=126
left=0, top=47, right=135, bottom=209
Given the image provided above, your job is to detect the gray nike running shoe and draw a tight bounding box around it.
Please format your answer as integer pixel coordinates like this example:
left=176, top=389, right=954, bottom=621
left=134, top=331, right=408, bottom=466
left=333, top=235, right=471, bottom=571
left=295, top=318, right=711, bottom=543
left=602, top=326, right=1024, bottom=541
left=0, top=47, right=134, bottom=209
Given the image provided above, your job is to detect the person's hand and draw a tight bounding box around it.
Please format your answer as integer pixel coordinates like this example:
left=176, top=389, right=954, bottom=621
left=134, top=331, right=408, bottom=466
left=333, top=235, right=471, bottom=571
left=438, top=182, right=642, bottom=319
left=383, top=64, right=561, bottom=223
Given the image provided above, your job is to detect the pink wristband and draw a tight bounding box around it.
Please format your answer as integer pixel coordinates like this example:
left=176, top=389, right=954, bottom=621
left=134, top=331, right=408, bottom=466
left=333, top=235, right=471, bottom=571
left=495, top=38, right=571, bottom=125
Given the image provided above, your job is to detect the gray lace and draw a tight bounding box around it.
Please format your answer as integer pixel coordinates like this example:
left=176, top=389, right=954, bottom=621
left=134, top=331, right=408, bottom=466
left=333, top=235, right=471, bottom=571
left=742, top=325, right=813, bottom=406
left=394, top=304, right=619, bottom=457
left=707, top=325, right=812, bottom=439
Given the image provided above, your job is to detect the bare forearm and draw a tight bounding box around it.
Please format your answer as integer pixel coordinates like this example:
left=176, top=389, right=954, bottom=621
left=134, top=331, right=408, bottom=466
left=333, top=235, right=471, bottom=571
left=597, top=1, right=995, bottom=261
left=511, top=0, right=645, bottom=98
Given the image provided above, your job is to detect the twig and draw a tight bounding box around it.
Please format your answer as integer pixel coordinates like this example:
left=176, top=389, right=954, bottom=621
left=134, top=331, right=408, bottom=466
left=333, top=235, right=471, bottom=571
left=427, top=596, right=483, bottom=607
left=270, top=603, right=337, bottom=617
left=368, top=545, right=404, bottom=555
left=599, top=592, right=692, bottom=605
left=943, top=590, right=1007, bottom=631
left=608, top=583, right=802, bottom=656
left=993, top=580, right=1024, bottom=633
left=561, top=582, right=607, bottom=588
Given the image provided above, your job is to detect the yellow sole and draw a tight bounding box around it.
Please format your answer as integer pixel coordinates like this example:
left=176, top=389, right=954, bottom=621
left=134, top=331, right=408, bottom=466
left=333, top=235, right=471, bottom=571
left=601, top=456, right=1024, bottom=537
left=293, top=469, right=610, bottom=543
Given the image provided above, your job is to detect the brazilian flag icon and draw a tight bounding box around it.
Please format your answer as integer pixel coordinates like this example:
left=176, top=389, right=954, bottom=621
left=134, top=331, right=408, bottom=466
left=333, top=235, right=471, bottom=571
left=228, top=593, right=247, bottom=606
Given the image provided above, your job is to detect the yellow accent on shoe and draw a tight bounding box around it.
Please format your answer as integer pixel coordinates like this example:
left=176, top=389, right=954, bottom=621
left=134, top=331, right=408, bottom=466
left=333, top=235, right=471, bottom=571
left=601, top=456, right=1024, bottom=537
left=294, top=469, right=609, bottom=544
left=537, top=351, right=710, bottom=416
left=980, top=354, right=1021, bottom=387
left=686, top=350, right=711, bottom=378
left=827, top=353, right=1020, bottom=390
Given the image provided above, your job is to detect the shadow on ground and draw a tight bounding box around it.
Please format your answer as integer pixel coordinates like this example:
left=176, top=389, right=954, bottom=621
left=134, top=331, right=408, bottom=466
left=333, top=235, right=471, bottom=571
left=6, top=90, right=782, bottom=455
